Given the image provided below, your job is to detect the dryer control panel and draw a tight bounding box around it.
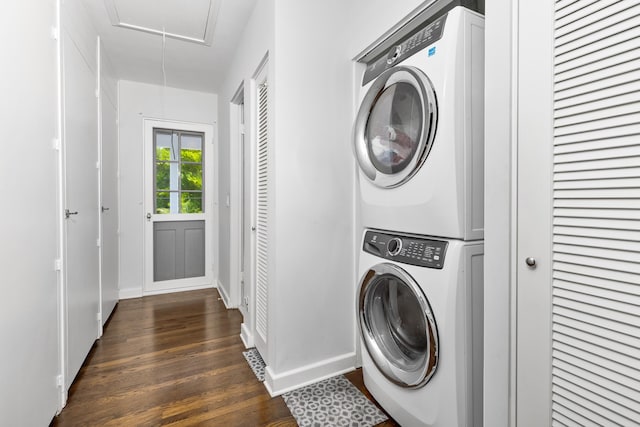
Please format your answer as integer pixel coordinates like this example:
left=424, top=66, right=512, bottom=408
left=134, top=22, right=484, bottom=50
left=363, top=230, right=448, bottom=269
left=362, top=14, right=447, bottom=85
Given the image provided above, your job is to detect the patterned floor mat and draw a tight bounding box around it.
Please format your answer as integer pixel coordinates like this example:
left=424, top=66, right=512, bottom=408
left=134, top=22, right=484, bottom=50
left=242, top=348, right=266, bottom=382
left=283, top=375, right=389, bottom=427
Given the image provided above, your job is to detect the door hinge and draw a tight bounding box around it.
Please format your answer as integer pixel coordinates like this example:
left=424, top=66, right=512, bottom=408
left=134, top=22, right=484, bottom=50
left=51, top=27, right=59, bottom=41
left=54, top=259, right=62, bottom=272
left=52, top=138, right=61, bottom=151
left=56, top=375, right=63, bottom=388
left=95, top=89, right=100, bottom=99
left=244, top=296, right=249, bottom=307
left=96, top=238, right=101, bottom=247
left=96, top=312, right=102, bottom=324
left=96, top=161, right=100, bottom=169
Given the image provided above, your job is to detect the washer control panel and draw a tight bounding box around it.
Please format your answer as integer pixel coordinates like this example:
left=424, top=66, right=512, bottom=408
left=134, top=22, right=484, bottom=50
left=363, top=230, right=448, bottom=269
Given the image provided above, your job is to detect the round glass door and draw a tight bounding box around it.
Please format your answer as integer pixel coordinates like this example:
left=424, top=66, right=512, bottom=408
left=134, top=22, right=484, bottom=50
left=354, top=66, right=438, bottom=188
left=358, top=263, right=439, bottom=388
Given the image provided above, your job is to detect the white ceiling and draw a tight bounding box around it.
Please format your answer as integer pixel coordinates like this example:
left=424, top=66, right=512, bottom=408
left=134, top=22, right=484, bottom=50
left=82, top=0, right=258, bottom=93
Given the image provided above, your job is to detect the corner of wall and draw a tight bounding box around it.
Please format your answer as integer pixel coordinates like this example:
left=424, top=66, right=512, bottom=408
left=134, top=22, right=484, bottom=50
left=262, top=352, right=357, bottom=397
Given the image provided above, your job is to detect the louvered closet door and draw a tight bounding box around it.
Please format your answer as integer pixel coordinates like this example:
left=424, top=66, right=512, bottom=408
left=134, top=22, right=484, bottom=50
left=254, top=75, right=269, bottom=354
left=552, top=1, right=640, bottom=426
left=552, top=1, right=640, bottom=425
left=517, top=1, right=640, bottom=426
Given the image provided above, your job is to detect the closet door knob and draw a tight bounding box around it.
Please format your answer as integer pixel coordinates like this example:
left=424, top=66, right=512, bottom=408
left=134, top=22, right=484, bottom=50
left=525, top=257, right=536, bottom=268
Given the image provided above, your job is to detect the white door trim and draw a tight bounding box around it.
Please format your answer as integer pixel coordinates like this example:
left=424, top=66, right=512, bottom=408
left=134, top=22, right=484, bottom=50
left=515, top=0, right=554, bottom=425
left=142, top=118, right=217, bottom=295
left=228, top=83, right=244, bottom=310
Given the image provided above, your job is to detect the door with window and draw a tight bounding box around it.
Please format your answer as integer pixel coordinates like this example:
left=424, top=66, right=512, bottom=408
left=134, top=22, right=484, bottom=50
left=144, top=120, right=214, bottom=294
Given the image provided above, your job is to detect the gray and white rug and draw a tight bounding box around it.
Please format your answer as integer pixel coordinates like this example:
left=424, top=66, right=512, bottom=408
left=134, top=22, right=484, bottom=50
left=283, top=375, right=389, bottom=427
left=242, top=348, right=266, bottom=382
left=242, top=348, right=388, bottom=426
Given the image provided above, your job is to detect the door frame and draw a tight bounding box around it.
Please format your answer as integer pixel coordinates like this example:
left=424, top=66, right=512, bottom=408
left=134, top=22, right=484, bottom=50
left=484, top=1, right=554, bottom=425
left=142, top=118, right=217, bottom=295
left=229, top=82, right=246, bottom=311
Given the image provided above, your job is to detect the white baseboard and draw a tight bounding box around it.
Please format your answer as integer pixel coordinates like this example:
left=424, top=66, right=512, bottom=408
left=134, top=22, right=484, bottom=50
left=240, top=323, right=254, bottom=348
left=119, top=282, right=217, bottom=300
left=143, top=282, right=215, bottom=297
left=119, top=287, right=143, bottom=300
left=217, top=280, right=236, bottom=309
left=263, top=352, right=357, bottom=397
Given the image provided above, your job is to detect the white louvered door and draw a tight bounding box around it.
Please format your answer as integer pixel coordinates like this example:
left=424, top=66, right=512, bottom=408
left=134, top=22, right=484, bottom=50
left=254, top=66, right=269, bottom=356
left=552, top=1, right=640, bottom=425
left=518, top=1, right=640, bottom=425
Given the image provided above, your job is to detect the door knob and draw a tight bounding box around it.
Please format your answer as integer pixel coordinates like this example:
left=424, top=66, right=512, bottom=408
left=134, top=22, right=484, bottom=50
left=65, top=209, right=78, bottom=219
left=525, top=257, right=537, bottom=268
left=101, top=206, right=110, bottom=213
left=251, top=226, right=256, bottom=231
left=146, top=213, right=152, bottom=221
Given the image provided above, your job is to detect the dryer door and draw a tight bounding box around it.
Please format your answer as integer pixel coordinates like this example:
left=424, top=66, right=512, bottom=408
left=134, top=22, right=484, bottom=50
left=354, top=66, right=437, bottom=188
left=358, top=262, right=439, bottom=388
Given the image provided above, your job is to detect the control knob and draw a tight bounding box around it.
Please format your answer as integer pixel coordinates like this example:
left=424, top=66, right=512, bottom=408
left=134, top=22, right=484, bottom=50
left=387, top=237, right=403, bottom=256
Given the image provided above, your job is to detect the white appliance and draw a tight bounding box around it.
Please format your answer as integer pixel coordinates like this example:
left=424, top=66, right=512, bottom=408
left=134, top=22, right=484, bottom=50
left=354, top=3, right=485, bottom=241
left=357, top=229, right=483, bottom=426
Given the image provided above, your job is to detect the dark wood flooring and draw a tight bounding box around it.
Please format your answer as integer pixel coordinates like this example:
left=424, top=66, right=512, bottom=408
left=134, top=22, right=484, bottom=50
left=52, top=289, right=398, bottom=426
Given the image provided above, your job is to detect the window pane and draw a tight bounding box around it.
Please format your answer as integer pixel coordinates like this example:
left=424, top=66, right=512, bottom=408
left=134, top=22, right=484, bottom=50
left=156, top=130, right=178, bottom=161
left=156, top=161, right=180, bottom=191
left=181, top=133, right=203, bottom=162
left=181, top=163, right=202, bottom=191
left=156, top=192, right=171, bottom=214
left=181, top=192, right=203, bottom=213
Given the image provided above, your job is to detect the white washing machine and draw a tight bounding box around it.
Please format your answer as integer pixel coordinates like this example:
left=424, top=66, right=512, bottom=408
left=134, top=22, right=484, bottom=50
left=357, top=229, right=483, bottom=426
left=353, top=2, right=485, bottom=241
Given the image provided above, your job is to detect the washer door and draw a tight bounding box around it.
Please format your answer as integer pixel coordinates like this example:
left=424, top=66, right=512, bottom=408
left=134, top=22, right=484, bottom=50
left=358, top=263, right=439, bottom=388
left=354, top=66, right=438, bottom=188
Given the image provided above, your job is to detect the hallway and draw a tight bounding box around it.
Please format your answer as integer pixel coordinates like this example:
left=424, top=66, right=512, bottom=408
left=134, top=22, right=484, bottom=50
left=52, top=289, right=295, bottom=425
left=51, top=289, right=396, bottom=426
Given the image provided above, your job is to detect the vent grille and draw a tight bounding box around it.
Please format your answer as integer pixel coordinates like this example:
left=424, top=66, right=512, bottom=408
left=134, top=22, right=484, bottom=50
left=255, top=81, right=269, bottom=342
left=552, top=1, right=640, bottom=425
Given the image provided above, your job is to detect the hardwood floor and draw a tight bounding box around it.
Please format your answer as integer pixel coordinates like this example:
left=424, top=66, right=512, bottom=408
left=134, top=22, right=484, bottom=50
left=52, top=289, right=398, bottom=426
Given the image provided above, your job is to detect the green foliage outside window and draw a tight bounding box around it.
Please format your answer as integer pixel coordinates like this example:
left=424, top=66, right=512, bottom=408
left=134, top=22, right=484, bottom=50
left=155, top=144, right=203, bottom=214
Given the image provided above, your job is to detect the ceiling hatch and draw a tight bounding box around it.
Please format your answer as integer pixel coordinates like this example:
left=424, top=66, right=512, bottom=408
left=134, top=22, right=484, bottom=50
left=103, top=0, right=220, bottom=45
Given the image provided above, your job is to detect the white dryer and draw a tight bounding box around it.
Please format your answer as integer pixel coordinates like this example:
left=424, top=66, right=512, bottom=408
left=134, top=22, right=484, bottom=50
left=354, top=2, right=485, bottom=241
left=357, top=229, right=483, bottom=426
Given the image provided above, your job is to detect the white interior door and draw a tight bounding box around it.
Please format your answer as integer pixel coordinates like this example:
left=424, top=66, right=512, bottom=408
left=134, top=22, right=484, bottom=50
left=144, top=119, right=215, bottom=295
left=99, top=85, right=118, bottom=325
left=253, top=63, right=269, bottom=359
left=62, top=30, right=100, bottom=387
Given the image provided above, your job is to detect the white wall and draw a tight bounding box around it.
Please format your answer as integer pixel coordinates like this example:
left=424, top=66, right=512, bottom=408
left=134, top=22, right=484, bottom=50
left=0, top=0, right=60, bottom=424
left=264, top=0, right=359, bottom=393
left=345, top=0, right=430, bottom=55
left=217, top=0, right=433, bottom=395
left=118, top=81, right=218, bottom=298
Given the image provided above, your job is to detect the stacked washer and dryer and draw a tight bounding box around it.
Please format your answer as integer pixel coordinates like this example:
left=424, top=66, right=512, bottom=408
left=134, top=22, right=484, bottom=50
left=354, top=1, right=485, bottom=426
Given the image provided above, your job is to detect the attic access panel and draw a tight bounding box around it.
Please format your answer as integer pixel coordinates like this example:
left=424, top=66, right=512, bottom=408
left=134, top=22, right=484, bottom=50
left=104, top=0, right=220, bottom=45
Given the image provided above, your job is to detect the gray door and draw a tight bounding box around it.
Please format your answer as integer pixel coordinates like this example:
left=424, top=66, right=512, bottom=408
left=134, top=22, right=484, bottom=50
left=153, top=220, right=205, bottom=281
left=144, top=121, right=213, bottom=294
